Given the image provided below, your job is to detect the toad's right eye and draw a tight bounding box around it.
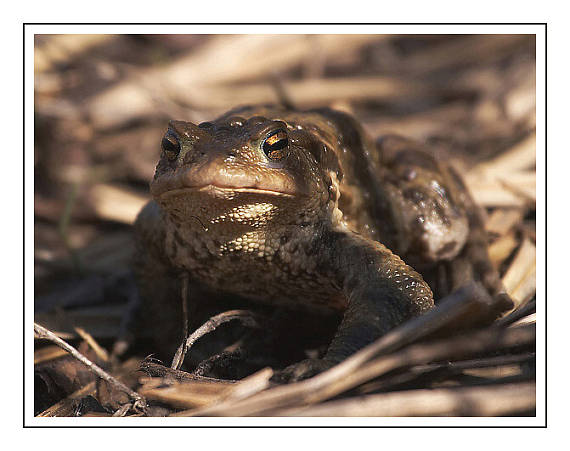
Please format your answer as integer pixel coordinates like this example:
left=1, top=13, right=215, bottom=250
left=161, top=134, right=181, bottom=160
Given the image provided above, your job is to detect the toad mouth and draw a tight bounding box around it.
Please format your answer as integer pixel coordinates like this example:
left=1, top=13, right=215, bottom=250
left=156, top=185, right=296, bottom=200
left=150, top=162, right=303, bottom=198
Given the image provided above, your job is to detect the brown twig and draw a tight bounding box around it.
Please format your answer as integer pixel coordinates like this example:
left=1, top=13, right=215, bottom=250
left=140, top=359, right=236, bottom=384
left=485, top=208, right=525, bottom=236
left=355, top=352, right=535, bottom=395
left=34, top=322, right=146, bottom=413
left=169, top=272, right=191, bottom=370
left=34, top=345, right=69, bottom=365
left=488, top=233, right=519, bottom=266
left=501, top=238, right=537, bottom=311
left=74, top=326, right=109, bottom=363
left=495, top=298, right=536, bottom=328
left=274, top=382, right=535, bottom=417
left=171, top=309, right=261, bottom=370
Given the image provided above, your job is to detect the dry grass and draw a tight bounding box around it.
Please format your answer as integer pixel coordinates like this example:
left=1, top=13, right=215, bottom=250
left=33, top=33, right=537, bottom=418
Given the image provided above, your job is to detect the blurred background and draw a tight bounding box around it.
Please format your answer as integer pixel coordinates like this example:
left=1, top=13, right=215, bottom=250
left=34, top=34, right=537, bottom=416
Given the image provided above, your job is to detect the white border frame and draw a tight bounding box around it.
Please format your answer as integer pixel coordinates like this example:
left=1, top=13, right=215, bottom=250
left=24, top=23, right=546, bottom=427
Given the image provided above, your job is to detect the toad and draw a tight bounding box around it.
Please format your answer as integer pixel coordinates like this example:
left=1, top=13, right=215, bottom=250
left=133, top=106, right=512, bottom=381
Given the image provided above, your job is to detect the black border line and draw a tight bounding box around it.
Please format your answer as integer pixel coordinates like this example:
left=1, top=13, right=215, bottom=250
left=23, top=21, right=26, bottom=429
left=24, top=23, right=547, bottom=428
left=24, top=22, right=547, bottom=25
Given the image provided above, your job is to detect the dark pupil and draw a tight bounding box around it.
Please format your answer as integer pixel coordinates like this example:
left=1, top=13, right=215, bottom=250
left=263, top=131, right=288, bottom=157
left=162, top=135, right=180, bottom=157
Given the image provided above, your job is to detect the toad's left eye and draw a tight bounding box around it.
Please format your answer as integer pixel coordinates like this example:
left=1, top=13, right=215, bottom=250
left=262, top=129, right=288, bottom=161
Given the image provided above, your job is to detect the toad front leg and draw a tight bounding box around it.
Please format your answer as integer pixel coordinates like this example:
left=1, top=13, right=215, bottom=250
left=273, top=230, right=434, bottom=382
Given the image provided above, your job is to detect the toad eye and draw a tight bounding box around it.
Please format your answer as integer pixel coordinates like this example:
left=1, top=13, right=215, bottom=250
left=262, top=129, right=288, bottom=161
left=161, top=133, right=181, bottom=160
